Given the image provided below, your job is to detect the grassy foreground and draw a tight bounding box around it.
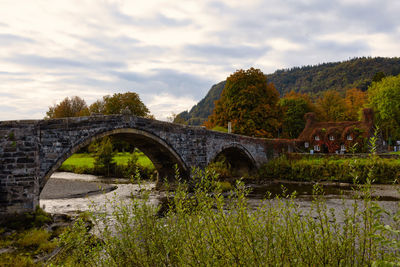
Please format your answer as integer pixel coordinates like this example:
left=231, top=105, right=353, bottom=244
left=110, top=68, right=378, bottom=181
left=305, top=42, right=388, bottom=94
left=0, top=207, right=73, bottom=266
left=49, top=166, right=400, bottom=266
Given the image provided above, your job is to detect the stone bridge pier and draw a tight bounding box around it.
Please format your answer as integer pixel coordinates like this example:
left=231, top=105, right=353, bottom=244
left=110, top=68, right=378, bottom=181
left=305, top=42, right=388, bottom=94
left=0, top=115, right=295, bottom=215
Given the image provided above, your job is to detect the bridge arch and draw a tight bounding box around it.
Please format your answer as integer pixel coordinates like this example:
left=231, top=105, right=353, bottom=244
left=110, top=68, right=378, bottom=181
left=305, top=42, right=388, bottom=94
left=210, top=144, right=257, bottom=177
left=40, top=128, right=189, bottom=190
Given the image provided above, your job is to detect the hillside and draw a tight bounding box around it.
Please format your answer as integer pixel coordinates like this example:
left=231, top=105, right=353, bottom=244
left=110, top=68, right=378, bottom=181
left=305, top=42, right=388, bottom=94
left=176, top=57, right=400, bottom=125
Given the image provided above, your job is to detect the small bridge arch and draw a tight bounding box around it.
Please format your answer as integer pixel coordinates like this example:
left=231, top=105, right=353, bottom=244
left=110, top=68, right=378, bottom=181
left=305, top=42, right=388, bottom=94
left=210, top=143, right=257, bottom=176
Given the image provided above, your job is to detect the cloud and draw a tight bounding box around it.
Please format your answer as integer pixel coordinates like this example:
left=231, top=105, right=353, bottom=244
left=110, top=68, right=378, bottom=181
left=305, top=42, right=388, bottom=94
left=0, top=33, right=35, bottom=45
left=5, top=54, right=125, bottom=69
left=0, top=0, right=399, bottom=121
left=145, top=93, right=197, bottom=121
left=111, top=68, right=213, bottom=99
left=107, top=3, right=192, bottom=28
left=184, top=44, right=268, bottom=59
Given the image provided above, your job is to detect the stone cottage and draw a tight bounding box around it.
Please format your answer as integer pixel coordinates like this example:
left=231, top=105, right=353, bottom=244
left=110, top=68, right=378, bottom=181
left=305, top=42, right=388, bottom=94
left=296, top=108, right=377, bottom=153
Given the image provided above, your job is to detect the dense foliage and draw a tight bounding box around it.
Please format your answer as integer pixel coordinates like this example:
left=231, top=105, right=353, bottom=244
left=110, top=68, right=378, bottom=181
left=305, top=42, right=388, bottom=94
left=279, top=91, right=315, bottom=138
left=89, top=92, right=150, bottom=117
left=258, top=155, right=400, bottom=183
left=368, top=74, right=400, bottom=140
left=316, top=90, right=347, bottom=121
left=205, top=68, right=281, bottom=138
left=176, top=57, right=400, bottom=126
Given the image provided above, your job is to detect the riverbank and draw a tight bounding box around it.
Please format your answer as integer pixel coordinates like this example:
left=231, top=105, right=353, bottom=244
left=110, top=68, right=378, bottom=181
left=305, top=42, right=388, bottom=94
left=40, top=178, right=117, bottom=199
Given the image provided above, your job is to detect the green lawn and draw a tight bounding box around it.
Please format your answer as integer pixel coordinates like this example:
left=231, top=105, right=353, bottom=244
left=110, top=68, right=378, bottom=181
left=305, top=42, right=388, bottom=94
left=61, top=152, right=154, bottom=169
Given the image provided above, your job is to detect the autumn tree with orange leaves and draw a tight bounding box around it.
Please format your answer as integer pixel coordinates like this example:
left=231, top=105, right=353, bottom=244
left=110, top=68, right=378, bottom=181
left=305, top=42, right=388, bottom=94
left=344, top=88, right=367, bottom=120
left=205, top=68, right=281, bottom=138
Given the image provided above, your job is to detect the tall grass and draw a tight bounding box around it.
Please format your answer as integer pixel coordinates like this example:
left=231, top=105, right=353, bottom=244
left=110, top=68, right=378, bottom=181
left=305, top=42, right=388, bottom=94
left=51, top=165, right=400, bottom=266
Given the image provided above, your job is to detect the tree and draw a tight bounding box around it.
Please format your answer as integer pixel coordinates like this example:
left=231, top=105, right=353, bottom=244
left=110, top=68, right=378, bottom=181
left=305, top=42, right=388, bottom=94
left=344, top=88, right=367, bottom=121
left=316, top=90, right=346, bottom=121
left=168, top=113, right=188, bottom=125
left=93, top=137, right=116, bottom=177
left=205, top=68, right=281, bottom=138
left=372, top=71, right=386, bottom=83
left=89, top=92, right=150, bottom=117
left=368, top=74, right=400, bottom=140
left=280, top=91, right=315, bottom=138
left=46, top=96, right=89, bottom=119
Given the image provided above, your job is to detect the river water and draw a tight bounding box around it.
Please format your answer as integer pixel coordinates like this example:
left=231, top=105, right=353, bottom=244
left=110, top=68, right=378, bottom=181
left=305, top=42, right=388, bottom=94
left=40, top=172, right=400, bottom=224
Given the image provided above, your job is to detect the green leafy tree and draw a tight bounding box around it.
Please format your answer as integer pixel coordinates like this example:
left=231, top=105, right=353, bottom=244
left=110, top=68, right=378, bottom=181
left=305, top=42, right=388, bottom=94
left=46, top=96, right=89, bottom=119
left=368, top=74, right=400, bottom=140
left=316, top=90, right=346, bottom=121
left=205, top=68, right=281, bottom=138
left=372, top=71, right=386, bottom=83
left=93, top=137, right=116, bottom=177
left=89, top=92, right=150, bottom=117
left=280, top=92, right=314, bottom=138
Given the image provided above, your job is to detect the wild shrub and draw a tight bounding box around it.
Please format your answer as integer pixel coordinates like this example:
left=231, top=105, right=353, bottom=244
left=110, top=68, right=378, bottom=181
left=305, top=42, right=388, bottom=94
left=52, top=166, right=400, bottom=266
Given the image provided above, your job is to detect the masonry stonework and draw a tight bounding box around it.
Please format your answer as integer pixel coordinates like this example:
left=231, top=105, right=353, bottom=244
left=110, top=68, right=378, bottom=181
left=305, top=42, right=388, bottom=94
left=0, top=115, right=295, bottom=215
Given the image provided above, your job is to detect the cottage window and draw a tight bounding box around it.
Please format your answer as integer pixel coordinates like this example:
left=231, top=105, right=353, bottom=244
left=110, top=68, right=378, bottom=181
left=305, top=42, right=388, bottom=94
left=315, top=135, right=320, bottom=141
left=329, top=135, right=334, bottom=141
left=304, top=142, right=309, bottom=148
left=347, top=135, right=353, bottom=141
left=314, top=145, right=320, bottom=151
left=341, top=144, right=346, bottom=151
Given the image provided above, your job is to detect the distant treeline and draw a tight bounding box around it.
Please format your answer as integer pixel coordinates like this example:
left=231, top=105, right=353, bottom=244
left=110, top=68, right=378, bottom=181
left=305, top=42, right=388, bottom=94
left=177, top=57, right=400, bottom=126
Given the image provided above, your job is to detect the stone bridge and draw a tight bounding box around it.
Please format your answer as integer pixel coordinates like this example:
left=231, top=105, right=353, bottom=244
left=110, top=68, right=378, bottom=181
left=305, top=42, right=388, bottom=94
left=0, top=115, right=295, bottom=215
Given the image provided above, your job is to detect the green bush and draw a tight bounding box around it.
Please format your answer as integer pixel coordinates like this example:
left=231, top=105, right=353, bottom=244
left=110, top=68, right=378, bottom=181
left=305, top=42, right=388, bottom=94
left=258, top=155, right=400, bottom=183
left=17, top=229, right=51, bottom=249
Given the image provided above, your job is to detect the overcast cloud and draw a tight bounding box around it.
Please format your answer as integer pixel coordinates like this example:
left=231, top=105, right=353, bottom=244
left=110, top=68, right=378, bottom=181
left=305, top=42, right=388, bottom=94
left=0, top=0, right=399, bottom=121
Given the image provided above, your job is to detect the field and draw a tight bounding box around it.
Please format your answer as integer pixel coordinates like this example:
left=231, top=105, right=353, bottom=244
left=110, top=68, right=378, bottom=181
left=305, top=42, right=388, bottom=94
left=61, top=152, right=154, bottom=169
left=58, top=151, right=155, bottom=178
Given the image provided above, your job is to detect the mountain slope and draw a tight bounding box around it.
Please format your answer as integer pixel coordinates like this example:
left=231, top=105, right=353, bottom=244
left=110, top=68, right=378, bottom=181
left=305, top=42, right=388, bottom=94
left=176, top=57, right=400, bottom=125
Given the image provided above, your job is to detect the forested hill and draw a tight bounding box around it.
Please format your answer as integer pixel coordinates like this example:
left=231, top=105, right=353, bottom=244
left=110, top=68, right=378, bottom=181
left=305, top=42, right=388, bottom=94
left=176, top=57, right=400, bottom=125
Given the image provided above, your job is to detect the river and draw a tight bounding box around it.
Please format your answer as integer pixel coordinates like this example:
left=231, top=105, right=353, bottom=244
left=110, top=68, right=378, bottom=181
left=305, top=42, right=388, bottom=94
left=40, top=172, right=400, bottom=224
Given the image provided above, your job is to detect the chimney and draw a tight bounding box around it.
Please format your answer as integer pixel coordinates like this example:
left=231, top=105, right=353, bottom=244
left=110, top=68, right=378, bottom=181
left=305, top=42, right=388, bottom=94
left=304, top=112, right=316, bottom=129
left=362, top=108, right=374, bottom=126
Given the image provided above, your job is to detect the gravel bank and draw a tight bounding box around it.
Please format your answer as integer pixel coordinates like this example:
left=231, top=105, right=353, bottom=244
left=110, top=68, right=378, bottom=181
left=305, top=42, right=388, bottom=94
left=40, top=178, right=117, bottom=199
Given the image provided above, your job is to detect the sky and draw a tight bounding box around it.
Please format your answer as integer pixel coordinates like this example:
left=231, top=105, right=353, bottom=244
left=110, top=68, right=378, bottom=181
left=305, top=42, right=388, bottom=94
left=0, top=0, right=399, bottom=121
